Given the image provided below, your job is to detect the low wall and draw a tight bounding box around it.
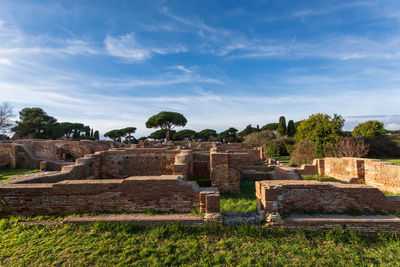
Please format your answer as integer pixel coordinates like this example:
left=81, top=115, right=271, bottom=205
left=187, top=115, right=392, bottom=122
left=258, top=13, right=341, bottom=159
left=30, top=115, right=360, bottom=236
left=317, top=157, right=400, bottom=193
left=11, top=148, right=193, bottom=184
left=0, top=175, right=220, bottom=216
left=256, top=180, right=400, bottom=214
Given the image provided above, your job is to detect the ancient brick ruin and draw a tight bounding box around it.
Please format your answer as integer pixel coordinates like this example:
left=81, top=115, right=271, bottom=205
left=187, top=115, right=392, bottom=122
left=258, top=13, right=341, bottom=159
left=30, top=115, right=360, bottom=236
left=1, top=139, right=400, bottom=233
left=0, top=140, right=264, bottom=218
left=256, top=180, right=400, bottom=214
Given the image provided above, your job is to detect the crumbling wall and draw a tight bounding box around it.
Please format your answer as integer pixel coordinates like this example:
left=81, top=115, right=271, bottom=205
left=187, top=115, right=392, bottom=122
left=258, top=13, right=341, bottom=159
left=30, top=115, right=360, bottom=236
left=12, top=139, right=122, bottom=161
left=99, top=148, right=179, bottom=179
left=12, top=148, right=193, bottom=183
left=0, top=175, right=220, bottom=216
left=0, top=143, right=69, bottom=171
left=0, top=143, right=15, bottom=168
left=256, top=180, right=400, bottom=213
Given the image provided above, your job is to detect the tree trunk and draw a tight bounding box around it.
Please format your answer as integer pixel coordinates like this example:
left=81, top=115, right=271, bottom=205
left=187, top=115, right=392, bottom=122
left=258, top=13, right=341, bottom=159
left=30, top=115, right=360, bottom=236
left=166, top=128, right=170, bottom=142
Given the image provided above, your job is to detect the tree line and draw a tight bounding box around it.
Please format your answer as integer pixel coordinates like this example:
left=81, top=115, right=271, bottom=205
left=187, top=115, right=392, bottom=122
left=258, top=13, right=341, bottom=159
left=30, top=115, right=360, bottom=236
left=0, top=106, right=100, bottom=141
left=0, top=104, right=398, bottom=161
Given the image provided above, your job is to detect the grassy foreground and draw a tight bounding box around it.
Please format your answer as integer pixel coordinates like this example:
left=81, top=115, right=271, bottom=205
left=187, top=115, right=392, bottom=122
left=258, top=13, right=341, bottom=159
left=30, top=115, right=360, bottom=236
left=0, top=169, right=41, bottom=182
left=1, top=220, right=400, bottom=266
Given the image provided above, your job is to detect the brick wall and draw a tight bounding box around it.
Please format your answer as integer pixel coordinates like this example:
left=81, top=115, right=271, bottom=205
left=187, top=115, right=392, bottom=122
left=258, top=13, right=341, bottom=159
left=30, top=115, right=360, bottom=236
left=98, top=148, right=179, bottom=179
left=11, top=139, right=123, bottom=161
left=11, top=148, right=192, bottom=184
left=364, top=159, right=400, bottom=194
left=210, top=151, right=256, bottom=193
left=316, top=157, right=400, bottom=193
left=256, top=180, right=400, bottom=213
left=0, top=144, right=15, bottom=168
left=0, top=175, right=220, bottom=216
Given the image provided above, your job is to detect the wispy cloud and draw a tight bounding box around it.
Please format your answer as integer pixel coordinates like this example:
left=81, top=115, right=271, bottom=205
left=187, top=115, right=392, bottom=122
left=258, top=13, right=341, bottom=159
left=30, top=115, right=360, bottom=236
left=170, top=65, right=193, bottom=73
left=104, top=33, right=187, bottom=62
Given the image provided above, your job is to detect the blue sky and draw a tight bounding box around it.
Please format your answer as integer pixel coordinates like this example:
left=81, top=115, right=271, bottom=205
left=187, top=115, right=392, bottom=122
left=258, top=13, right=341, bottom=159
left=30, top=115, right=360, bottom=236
left=1, top=0, right=400, bottom=137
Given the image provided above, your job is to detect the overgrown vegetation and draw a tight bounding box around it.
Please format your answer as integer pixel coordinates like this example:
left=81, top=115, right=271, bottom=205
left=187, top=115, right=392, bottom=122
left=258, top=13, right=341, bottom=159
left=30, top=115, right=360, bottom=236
left=1, top=220, right=400, bottom=265
left=0, top=169, right=41, bottom=182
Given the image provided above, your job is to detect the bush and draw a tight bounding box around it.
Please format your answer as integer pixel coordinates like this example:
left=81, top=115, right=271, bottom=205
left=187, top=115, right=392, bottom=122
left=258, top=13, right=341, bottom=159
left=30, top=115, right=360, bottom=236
left=366, top=137, right=400, bottom=158
left=243, top=130, right=294, bottom=157
left=295, top=113, right=344, bottom=157
left=352, top=120, right=385, bottom=138
left=324, top=137, right=369, bottom=158
left=290, top=141, right=318, bottom=165
left=243, top=130, right=276, bottom=147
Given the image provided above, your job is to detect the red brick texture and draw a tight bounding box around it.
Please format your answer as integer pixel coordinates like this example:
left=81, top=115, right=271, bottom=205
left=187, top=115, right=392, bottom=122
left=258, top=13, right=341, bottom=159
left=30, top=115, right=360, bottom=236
left=11, top=148, right=193, bottom=184
left=210, top=151, right=256, bottom=193
left=0, top=175, right=219, bottom=216
left=256, top=180, right=400, bottom=214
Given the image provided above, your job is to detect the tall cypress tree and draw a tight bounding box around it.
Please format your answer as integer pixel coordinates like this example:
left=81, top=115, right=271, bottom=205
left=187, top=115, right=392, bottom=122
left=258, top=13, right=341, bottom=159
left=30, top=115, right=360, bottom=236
left=287, top=120, right=295, bottom=137
left=277, top=116, right=287, bottom=136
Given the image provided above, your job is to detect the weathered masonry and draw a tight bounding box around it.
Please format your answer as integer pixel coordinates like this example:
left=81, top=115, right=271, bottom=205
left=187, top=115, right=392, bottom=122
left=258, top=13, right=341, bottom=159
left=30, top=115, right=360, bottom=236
left=256, top=180, right=400, bottom=214
left=315, top=157, right=400, bottom=194
left=0, top=175, right=219, bottom=216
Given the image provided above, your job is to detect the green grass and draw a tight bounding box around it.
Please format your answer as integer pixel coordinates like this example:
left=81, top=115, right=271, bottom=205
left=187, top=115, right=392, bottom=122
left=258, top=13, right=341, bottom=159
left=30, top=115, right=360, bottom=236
left=192, top=178, right=257, bottom=212
left=302, top=174, right=344, bottom=183
left=381, top=191, right=400, bottom=196
left=220, top=180, right=257, bottom=212
left=381, top=158, right=400, bottom=166
left=272, top=156, right=290, bottom=164
left=0, top=169, right=41, bottom=182
left=1, top=220, right=400, bottom=265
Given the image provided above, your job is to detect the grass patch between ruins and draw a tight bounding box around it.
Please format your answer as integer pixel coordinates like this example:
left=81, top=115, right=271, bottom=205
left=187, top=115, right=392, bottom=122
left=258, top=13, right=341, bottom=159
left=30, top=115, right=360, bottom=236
left=1, top=220, right=400, bottom=265
left=192, top=177, right=257, bottom=212
left=272, top=155, right=291, bottom=164
left=381, top=158, right=400, bottom=166
left=0, top=169, right=41, bottom=182
left=220, top=180, right=257, bottom=212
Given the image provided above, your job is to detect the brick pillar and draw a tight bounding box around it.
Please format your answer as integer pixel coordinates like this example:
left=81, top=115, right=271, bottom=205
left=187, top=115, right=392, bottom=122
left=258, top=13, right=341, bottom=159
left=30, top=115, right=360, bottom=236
left=210, top=152, right=229, bottom=192
left=317, top=159, right=325, bottom=175
left=199, top=191, right=220, bottom=214
left=356, top=159, right=365, bottom=183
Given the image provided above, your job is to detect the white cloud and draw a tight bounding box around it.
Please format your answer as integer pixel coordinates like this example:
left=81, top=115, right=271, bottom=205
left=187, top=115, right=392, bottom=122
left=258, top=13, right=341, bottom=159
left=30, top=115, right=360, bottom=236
left=170, top=65, right=193, bottom=73
left=104, top=33, right=187, bottom=62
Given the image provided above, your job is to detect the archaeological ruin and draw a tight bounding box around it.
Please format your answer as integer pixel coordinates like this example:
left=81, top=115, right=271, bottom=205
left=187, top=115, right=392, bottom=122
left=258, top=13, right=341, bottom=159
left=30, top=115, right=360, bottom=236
left=1, top=139, right=400, bottom=233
